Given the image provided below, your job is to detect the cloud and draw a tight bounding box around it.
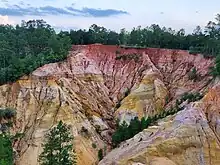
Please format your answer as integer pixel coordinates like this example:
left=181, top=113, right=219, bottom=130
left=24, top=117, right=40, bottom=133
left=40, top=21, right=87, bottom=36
left=39, top=6, right=75, bottom=15
left=83, top=8, right=129, bottom=17
left=0, top=15, right=14, bottom=25
left=66, top=7, right=129, bottom=17
left=0, top=4, right=129, bottom=17
left=0, top=7, right=24, bottom=16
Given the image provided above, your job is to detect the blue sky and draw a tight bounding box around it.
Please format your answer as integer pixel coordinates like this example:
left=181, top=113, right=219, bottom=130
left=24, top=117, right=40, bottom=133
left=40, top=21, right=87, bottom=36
left=0, top=0, right=219, bottom=32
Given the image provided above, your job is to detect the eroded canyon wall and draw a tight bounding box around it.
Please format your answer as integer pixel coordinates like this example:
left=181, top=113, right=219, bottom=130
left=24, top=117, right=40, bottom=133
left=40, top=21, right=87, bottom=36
left=0, top=44, right=218, bottom=165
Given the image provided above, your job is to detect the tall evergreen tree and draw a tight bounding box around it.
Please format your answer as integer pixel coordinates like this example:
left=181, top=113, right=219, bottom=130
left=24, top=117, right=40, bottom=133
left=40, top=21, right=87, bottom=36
left=0, top=133, right=13, bottom=165
left=39, top=121, right=76, bottom=165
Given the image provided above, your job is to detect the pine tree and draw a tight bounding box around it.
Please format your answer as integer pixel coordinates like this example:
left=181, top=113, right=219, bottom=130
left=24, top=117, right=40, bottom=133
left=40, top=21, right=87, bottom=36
left=39, top=121, right=76, bottom=165
left=129, top=117, right=141, bottom=136
left=0, top=134, right=13, bottom=165
left=140, top=117, right=150, bottom=131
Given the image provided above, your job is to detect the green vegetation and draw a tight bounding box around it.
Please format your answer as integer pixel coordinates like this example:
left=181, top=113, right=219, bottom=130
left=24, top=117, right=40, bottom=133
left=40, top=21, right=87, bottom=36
left=0, top=20, right=71, bottom=85
left=180, top=92, right=203, bottom=103
left=0, top=108, right=16, bottom=121
left=98, top=149, right=103, bottom=161
left=210, top=54, right=220, bottom=77
left=112, top=92, right=204, bottom=147
left=0, top=108, right=16, bottom=133
left=0, top=133, right=13, bottom=165
left=0, top=108, right=23, bottom=165
left=0, top=132, right=24, bottom=165
left=188, top=67, right=200, bottom=81
left=39, top=121, right=76, bottom=165
left=92, top=143, right=97, bottom=149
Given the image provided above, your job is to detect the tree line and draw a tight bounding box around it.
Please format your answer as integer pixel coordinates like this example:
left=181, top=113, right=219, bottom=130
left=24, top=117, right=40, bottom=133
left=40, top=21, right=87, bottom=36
left=63, top=14, right=220, bottom=57
left=1, top=15, right=220, bottom=85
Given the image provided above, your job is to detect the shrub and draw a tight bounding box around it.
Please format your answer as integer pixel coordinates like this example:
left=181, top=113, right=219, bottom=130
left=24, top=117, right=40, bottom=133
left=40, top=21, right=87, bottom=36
left=4, top=108, right=16, bottom=119
left=188, top=67, right=199, bottom=81
left=124, top=88, right=131, bottom=97
left=92, top=143, right=97, bottom=149
left=98, top=149, right=103, bottom=161
left=0, top=108, right=16, bottom=120
left=180, top=92, right=203, bottom=103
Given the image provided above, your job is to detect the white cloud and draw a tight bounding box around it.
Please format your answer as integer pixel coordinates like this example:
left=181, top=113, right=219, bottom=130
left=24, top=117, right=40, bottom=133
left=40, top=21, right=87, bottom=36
left=0, top=15, right=14, bottom=25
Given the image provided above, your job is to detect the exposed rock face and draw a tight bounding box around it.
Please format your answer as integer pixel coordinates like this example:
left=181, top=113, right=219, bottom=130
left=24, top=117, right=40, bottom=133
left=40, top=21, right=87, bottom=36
left=99, top=98, right=220, bottom=165
left=0, top=44, right=218, bottom=165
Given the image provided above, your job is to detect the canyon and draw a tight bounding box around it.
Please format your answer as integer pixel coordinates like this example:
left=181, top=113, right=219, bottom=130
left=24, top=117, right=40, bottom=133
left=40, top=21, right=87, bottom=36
left=0, top=44, right=220, bottom=165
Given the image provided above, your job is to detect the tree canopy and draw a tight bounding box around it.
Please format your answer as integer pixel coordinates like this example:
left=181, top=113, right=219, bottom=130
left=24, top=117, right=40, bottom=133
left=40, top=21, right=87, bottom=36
left=0, top=19, right=71, bottom=85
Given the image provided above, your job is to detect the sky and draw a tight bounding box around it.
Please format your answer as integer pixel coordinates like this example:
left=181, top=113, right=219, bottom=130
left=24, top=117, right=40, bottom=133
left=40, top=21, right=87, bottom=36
left=0, top=0, right=219, bottom=33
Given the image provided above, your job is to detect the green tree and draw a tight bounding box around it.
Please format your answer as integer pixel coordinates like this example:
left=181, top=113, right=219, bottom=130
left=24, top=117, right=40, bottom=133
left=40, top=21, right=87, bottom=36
left=0, top=108, right=21, bottom=165
left=0, top=133, right=13, bottom=165
left=140, top=117, right=150, bottom=130
left=112, top=121, right=129, bottom=147
left=39, top=121, right=76, bottom=165
left=0, top=19, right=71, bottom=85
left=129, top=117, right=141, bottom=136
left=98, top=149, right=103, bottom=161
left=210, top=54, right=220, bottom=77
